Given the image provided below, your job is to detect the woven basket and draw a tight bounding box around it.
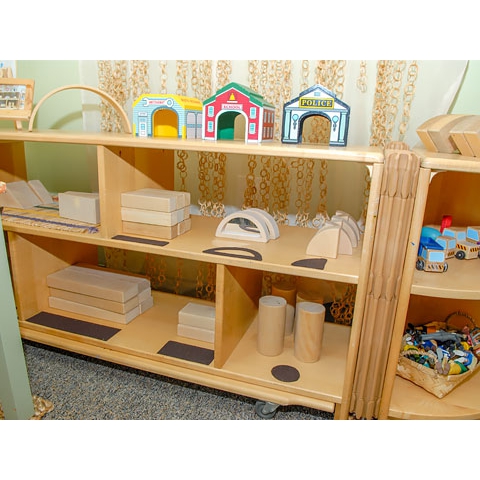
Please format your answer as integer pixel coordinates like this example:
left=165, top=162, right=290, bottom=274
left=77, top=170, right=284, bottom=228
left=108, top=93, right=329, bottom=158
left=397, top=355, right=479, bottom=398
left=396, top=311, right=480, bottom=399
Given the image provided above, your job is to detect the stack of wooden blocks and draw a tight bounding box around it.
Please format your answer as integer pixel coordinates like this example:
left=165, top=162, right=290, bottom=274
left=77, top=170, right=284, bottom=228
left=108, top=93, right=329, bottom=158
left=177, top=302, right=216, bottom=344
left=47, top=265, right=153, bottom=324
left=120, top=188, right=191, bottom=239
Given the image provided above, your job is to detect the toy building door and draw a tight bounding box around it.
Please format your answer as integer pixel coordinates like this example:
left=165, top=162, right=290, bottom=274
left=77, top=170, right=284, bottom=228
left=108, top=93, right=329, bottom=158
left=153, top=109, right=178, bottom=138
left=217, top=111, right=246, bottom=140
left=300, top=114, right=331, bottom=145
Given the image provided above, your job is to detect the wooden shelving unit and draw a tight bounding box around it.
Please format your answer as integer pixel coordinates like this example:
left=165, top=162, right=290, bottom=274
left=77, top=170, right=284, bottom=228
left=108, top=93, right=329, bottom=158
left=0, top=129, right=385, bottom=419
left=379, top=149, right=480, bottom=419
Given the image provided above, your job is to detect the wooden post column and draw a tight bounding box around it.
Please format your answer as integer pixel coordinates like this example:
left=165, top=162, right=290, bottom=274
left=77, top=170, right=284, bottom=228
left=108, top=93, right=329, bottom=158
left=349, top=142, right=420, bottom=419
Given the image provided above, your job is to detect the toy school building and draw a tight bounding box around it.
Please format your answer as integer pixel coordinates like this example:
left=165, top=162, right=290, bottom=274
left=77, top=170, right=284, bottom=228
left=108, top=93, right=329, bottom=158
left=202, top=82, right=275, bottom=143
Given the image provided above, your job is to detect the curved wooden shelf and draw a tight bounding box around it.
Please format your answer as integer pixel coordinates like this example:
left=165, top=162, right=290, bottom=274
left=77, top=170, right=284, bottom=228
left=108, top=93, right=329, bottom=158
left=412, top=258, right=480, bottom=299
left=389, top=374, right=480, bottom=419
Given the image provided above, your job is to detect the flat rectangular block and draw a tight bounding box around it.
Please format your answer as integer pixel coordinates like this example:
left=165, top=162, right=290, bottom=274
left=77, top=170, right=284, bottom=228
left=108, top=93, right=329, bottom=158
left=59, top=191, right=100, bottom=224
left=47, top=266, right=142, bottom=303
left=122, top=217, right=191, bottom=239
left=0, top=180, right=43, bottom=208
left=121, top=188, right=191, bottom=212
left=178, top=302, right=216, bottom=330
left=28, top=179, right=53, bottom=204
left=177, top=323, right=215, bottom=343
left=69, top=264, right=151, bottom=294
left=121, top=206, right=189, bottom=226
left=48, top=295, right=153, bottom=324
left=49, top=287, right=151, bottom=314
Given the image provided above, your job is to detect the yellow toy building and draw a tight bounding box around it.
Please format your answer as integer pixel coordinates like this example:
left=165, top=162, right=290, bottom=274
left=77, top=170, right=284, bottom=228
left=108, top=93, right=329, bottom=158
left=132, top=94, right=203, bottom=139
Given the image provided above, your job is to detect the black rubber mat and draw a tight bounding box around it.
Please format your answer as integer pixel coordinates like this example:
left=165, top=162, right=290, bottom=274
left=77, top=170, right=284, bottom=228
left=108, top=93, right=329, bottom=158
left=27, top=311, right=120, bottom=341
left=112, top=234, right=169, bottom=247
left=271, top=365, right=300, bottom=382
left=158, top=340, right=214, bottom=365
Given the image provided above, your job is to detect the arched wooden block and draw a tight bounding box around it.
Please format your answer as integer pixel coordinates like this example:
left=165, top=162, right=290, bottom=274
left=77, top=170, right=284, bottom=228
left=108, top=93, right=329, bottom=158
left=462, top=115, right=480, bottom=157
left=249, top=208, right=280, bottom=239
left=216, top=209, right=273, bottom=242
left=306, top=221, right=353, bottom=258
left=28, top=84, right=132, bottom=133
left=417, top=114, right=473, bottom=153
left=450, top=116, right=480, bottom=157
left=332, top=211, right=360, bottom=246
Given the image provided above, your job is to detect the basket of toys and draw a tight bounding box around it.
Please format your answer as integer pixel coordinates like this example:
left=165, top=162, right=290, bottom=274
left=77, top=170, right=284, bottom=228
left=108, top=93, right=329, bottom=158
left=397, top=311, right=480, bottom=398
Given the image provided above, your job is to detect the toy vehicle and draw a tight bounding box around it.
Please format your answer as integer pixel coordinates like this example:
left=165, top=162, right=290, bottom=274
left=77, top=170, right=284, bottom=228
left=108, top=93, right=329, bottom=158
left=443, top=226, right=480, bottom=260
left=467, top=226, right=480, bottom=244
left=416, top=236, right=449, bottom=272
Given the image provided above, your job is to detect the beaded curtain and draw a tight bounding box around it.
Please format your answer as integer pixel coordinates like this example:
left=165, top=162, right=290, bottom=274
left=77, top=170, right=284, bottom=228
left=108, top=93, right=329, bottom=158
left=78, top=60, right=467, bottom=305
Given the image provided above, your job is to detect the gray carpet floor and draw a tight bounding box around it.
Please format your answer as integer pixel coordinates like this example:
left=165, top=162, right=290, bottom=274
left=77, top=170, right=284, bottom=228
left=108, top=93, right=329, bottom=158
left=22, top=340, right=334, bottom=420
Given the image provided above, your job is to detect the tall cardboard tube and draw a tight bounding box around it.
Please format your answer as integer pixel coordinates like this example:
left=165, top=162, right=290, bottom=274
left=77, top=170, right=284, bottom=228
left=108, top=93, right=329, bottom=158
left=272, top=281, right=297, bottom=306
left=294, top=302, right=325, bottom=363
left=257, top=295, right=286, bottom=356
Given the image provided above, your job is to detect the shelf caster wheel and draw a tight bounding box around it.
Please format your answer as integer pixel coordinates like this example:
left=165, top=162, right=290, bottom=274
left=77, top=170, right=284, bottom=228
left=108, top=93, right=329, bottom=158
left=255, top=401, right=279, bottom=419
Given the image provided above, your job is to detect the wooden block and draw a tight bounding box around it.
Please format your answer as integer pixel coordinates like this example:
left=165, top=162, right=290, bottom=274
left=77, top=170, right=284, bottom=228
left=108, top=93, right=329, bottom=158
left=177, top=323, right=215, bottom=343
left=294, top=302, right=325, bottom=363
left=462, top=116, right=480, bottom=157
left=0, top=180, right=43, bottom=208
left=416, top=114, right=472, bottom=153
left=48, top=287, right=150, bottom=314
left=139, top=294, right=154, bottom=313
left=122, top=217, right=191, bottom=239
left=257, top=295, right=286, bottom=356
left=69, top=264, right=151, bottom=294
left=28, top=179, right=53, bottom=204
left=48, top=295, right=153, bottom=324
left=47, top=267, right=140, bottom=303
left=178, top=302, right=216, bottom=330
left=121, top=206, right=190, bottom=226
left=59, top=191, right=100, bottom=224
left=306, top=222, right=340, bottom=258
left=121, top=188, right=190, bottom=212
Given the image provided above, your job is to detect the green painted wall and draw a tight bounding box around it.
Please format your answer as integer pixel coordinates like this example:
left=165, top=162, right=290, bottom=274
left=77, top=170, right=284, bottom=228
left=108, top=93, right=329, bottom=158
left=16, top=60, right=95, bottom=193
left=450, top=60, right=480, bottom=114
left=12, top=60, right=480, bottom=194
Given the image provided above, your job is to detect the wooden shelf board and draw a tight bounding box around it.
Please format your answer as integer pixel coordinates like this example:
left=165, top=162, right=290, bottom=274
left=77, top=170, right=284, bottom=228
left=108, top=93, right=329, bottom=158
left=2, top=215, right=362, bottom=283
left=388, top=373, right=480, bottom=419
left=412, top=258, right=480, bottom=299
left=18, top=290, right=344, bottom=411
left=220, top=318, right=349, bottom=405
left=415, top=148, right=480, bottom=174
left=0, top=129, right=384, bottom=164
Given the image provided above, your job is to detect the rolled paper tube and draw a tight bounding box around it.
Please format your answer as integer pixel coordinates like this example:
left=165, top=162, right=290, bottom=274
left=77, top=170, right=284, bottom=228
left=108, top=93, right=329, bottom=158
left=271, top=281, right=297, bottom=306
left=294, top=302, right=325, bottom=363
left=296, top=289, right=324, bottom=305
left=257, top=295, right=286, bottom=356
left=285, top=303, right=295, bottom=336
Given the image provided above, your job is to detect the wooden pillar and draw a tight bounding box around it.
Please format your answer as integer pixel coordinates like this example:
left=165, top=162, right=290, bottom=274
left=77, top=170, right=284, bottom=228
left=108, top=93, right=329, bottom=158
left=349, top=142, right=420, bottom=419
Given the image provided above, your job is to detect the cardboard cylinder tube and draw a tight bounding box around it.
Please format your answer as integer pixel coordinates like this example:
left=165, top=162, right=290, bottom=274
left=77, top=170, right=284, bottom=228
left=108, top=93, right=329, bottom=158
left=271, top=281, right=297, bottom=306
left=257, top=295, right=286, bottom=356
left=294, top=301, right=325, bottom=363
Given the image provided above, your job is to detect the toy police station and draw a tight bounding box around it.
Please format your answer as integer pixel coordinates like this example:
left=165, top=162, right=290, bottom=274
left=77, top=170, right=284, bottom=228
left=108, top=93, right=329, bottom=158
left=281, top=84, right=350, bottom=146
